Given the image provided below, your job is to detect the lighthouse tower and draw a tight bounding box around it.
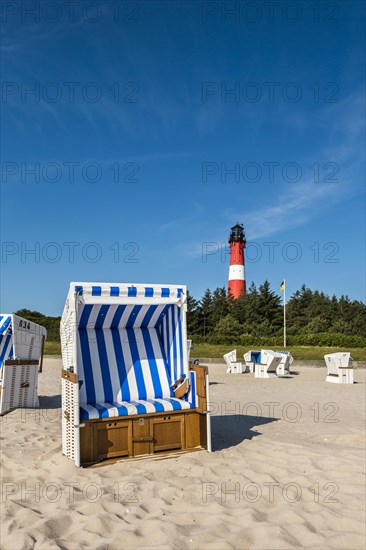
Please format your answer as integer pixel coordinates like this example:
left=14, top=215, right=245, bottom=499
left=228, top=223, right=246, bottom=299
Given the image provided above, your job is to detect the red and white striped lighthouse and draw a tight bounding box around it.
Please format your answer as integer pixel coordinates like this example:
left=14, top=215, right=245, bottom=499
left=228, top=223, right=246, bottom=299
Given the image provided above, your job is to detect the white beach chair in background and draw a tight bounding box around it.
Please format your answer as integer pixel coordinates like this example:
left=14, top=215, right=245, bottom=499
left=275, top=350, right=294, bottom=376
left=60, top=282, right=211, bottom=467
left=187, top=339, right=192, bottom=362
left=324, top=352, right=354, bottom=384
left=243, top=350, right=261, bottom=373
left=254, top=350, right=282, bottom=378
left=224, top=349, right=243, bottom=374
left=0, top=314, right=47, bottom=415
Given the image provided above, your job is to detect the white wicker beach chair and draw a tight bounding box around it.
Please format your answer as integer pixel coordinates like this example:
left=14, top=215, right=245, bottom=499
left=223, top=349, right=243, bottom=374
left=275, top=350, right=294, bottom=376
left=324, top=352, right=354, bottom=384
left=254, top=350, right=282, bottom=378
left=0, top=314, right=47, bottom=415
left=60, top=282, right=211, bottom=467
left=187, top=339, right=192, bottom=362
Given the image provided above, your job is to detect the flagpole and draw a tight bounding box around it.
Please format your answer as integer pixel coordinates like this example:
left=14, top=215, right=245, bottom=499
left=283, top=278, right=286, bottom=348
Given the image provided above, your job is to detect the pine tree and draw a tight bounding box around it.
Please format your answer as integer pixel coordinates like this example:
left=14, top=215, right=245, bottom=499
left=287, top=284, right=313, bottom=330
left=211, top=287, right=230, bottom=329
left=199, top=289, right=214, bottom=341
left=257, top=280, right=282, bottom=332
left=186, top=291, right=201, bottom=335
left=187, top=284, right=366, bottom=341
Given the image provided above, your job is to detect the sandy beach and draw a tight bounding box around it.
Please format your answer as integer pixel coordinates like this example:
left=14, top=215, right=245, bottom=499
left=1, top=359, right=365, bottom=550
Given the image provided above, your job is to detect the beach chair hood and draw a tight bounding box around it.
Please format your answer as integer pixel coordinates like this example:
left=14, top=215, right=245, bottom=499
left=0, top=314, right=47, bottom=365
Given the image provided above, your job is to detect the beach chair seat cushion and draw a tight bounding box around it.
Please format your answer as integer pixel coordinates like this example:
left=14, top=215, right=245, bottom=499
left=80, top=397, right=196, bottom=421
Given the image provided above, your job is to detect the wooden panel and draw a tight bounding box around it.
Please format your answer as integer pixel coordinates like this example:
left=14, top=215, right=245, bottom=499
left=80, top=409, right=208, bottom=465
left=95, top=420, right=130, bottom=460
left=185, top=412, right=201, bottom=449
left=189, top=365, right=208, bottom=412
left=199, top=413, right=207, bottom=449
left=39, top=335, right=45, bottom=373
left=5, top=360, right=39, bottom=366
left=61, top=370, right=78, bottom=384
left=152, top=415, right=183, bottom=452
left=132, top=417, right=152, bottom=456
left=80, top=423, right=95, bottom=464
left=190, top=365, right=207, bottom=396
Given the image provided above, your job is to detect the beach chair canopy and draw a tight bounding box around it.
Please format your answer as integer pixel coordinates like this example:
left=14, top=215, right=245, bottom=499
left=244, top=350, right=262, bottom=364
left=325, top=352, right=352, bottom=368
left=61, top=282, right=196, bottom=421
left=224, top=349, right=237, bottom=364
left=261, top=350, right=280, bottom=364
left=0, top=314, right=47, bottom=365
left=0, top=315, right=13, bottom=363
left=276, top=350, right=294, bottom=366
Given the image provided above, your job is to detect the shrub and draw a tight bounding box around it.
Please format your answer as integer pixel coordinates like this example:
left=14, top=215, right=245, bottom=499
left=287, top=333, right=366, bottom=348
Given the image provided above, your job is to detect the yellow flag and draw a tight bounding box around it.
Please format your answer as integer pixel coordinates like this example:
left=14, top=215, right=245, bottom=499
left=280, top=280, right=285, bottom=292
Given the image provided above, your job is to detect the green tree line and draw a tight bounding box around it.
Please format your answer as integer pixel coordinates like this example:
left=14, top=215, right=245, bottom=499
left=188, top=282, right=366, bottom=348
left=15, top=282, right=366, bottom=348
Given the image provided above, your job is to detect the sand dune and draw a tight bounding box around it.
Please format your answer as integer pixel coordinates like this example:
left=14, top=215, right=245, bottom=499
left=1, top=359, right=365, bottom=549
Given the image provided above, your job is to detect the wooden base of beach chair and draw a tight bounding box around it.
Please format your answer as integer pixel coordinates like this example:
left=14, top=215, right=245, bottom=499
left=246, top=362, right=254, bottom=374
left=276, top=364, right=285, bottom=376
left=0, top=360, right=40, bottom=415
left=62, top=364, right=210, bottom=467
left=254, top=363, right=277, bottom=379
left=326, top=368, right=354, bottom=384
left=229, top=363, right=243, bottom=374
left=276, top=364, right=290, bottom=376
left=79, top=409, right=208, bottom=466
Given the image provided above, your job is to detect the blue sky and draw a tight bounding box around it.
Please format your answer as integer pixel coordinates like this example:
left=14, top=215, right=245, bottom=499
left=1, top=0, right=365, bottom=315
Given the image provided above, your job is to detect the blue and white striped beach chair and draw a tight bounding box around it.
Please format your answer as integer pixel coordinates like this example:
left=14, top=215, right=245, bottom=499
left=61, top=283, right=211, bottom=466
left=0, top=314, right=47, bottom=415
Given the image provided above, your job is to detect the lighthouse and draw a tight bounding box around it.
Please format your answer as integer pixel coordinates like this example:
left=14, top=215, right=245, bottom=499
left=228, top=223, right=246, bottom=298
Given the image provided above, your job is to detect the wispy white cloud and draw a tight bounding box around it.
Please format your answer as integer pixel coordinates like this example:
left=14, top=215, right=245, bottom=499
left=250, top=87, right=365, bottom=234
left=239, top=180, right=341, bottom=240
left=184, top=178, right=342, bottom=257
left=157, top=201, right=205, bottom=232
left=185, top=88, right=365, bottom=253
